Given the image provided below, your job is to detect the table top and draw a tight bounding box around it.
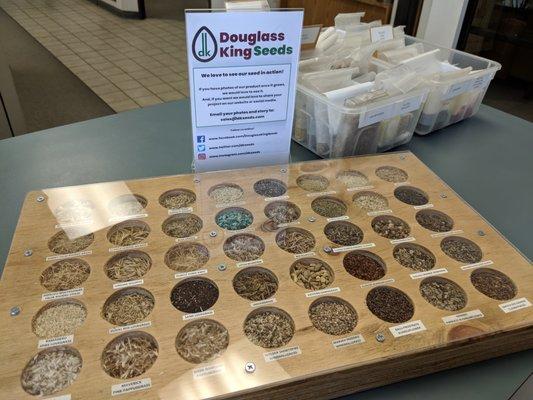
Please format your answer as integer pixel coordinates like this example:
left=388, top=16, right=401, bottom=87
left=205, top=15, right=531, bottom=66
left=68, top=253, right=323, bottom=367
left=0, top=100, right=531, bottom=399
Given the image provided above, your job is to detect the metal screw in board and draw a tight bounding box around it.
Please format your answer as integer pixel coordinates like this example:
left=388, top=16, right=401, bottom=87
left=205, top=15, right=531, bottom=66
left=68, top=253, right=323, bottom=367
left=478, top=230, right=486, bottom=237
left=194, top=178, right=201, bottom=183
left=36, top=195, right=45, bottom=203
left=217, top=264, right=227, bottom=272
left=399, top=155, right=406, bottom=160
left=307, top=216, right=316, bottom=222
left=280, top=168, right=287, bottom=173
left=23, top=249, right=33, bottom=257
left=10, top=306, right=20, bottom=317
left=375, top=333, right=385, bottom=343
left=440, top=193, right=447, bottom=199
left=209, top=231, right=217, bottom=238
left=244, top=362, right=256, bottom=374
left=323, top=246, right=332, bottom=254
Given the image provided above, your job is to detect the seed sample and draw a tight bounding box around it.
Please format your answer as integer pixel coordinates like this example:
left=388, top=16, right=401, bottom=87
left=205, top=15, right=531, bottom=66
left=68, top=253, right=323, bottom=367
left=311, top=196, right=347, bottom=218
left=108, top=194, right=147, bottom=217
left=21, top=347, right=82, bottom=396
left=336, top=170, right=370, bottom=188
left=420, top=277, right=467, bottom=311
left=244, top=308, right=295, bottom=348
left=40, top=258, right=90, bottom=291
left=223, top=234, right=265, bottom=262
left=105, top=251, right=152, bottom=282
left=215, top=207, right=253, bottom=230
left=54, top=199, right=93, bottom=224
left=254, top=179, right=287, bottom=197
left=324, top=221, right=364, bottom=246
left=102, top=288, right=155, bottom=326
left=309, top=297, right=358, bottom=335
left=162, top=213, right=203, bottom=238
left=471, top=268, right=517, bottom=300
left=101, top=332, right=158, bottom=379
left=416, top=210, right=454, bottom=232
left=165, top=242, right=209, bottom=272
left=352, top=191, right=389, bottom=212
left=343, top=251, right=386, bottom=281
left=300, top=161, right=327, bottom=173
left=290, top=258, right=334, bottom=290
left=441, top=236, right=482, bottom=264
left=393, top=243, right=435, bottom=271
left=159, top=188, right=196, bottom=209
left=371, top=216, right=410, bottom=239
left=107, top=220, right=150, bottom=246
left=264, top=200, right=301, bottom=224
left=296, top=174, right=329, bottom=192
left=233, top=267, right=278, bottom=301
left=276, top=228, right=315, bottom=254
left=375, top=166, right=408, bottom=183
left=208, top=183, right=244, bottom=204
left=176, top=319, right=229, bottom=364
left=171, top=278, right=219, bottom=313
left=32, top=300, right=87, bottom=338
left=48, top=230, right=94, bottom=254
left=366, top=286, right=414, bottom=323
left=394, top=186, right=429, bottom=206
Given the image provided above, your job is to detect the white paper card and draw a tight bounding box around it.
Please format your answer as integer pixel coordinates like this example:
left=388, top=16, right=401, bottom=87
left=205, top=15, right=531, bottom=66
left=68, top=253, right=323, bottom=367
left=111, top=378, right=151, bottom=396
left=370, top=25, right=393, bottom=43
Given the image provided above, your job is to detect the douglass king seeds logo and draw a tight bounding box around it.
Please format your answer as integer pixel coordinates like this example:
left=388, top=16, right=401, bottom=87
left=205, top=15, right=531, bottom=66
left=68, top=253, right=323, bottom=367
left=192, top=26, right=217, bottom=62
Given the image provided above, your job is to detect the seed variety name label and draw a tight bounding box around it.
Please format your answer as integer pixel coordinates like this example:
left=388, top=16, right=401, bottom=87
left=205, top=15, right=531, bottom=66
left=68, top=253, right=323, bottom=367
left=237, top=259, right=263, bottom=268
left=443, top=73, right=492, bottom=101
left=183, top=309, right=214, bottom=321
left=109, top=321, right=151, bottom=335
left=277, top=221, right=300, bottom=228
left=42, top=287, right=84, bottom=301
left=305, top=287, right=340, bottom=298
left=265, top=195, right=289, bottom=202
left=175, top=269, right=208, bottom=279
left=332, top=334, right=365, bottom=349
left=264, top=346, right=301, bottom=362
left=113, top=279, right=144, bottom=290
left=294, top=251, right=316, bottom=259
left=46, top=395, right=71, bottom=400
left=347, top=185, right=374, bottom=192
left=414, top=204, right=434, bottom=210
left=111, top=378, right=151, bottom=396
left=46, top=250, right=92, bottom=262
left=499, top=297, right=531, bottom=313
left=176, top=235, right=199, bottom=243
left=390, top=236, right=416, bottom=244
left=359, top=94, right=424, bottom=128
left=430, top=229, right=463, bottom=238
left=442, top=309, right=484, bottom=325
left=367, top=209, right=393, bottom=216
left=109, top=213, right=148, bottom=223
left=327, top=215, right=349, bottom=222
left=460, top=260, right=494, bottom=271
left=332, top=243, right=376, bottom=253
left=216, top=201, right=246, bottom=208
left=193, top=364, right=225, bottom=379
left=38, top=335, right=74, bottom=349
left=306, top=191, right=337, bottom=197
left=390, top=320, right=426, bottom=337
left=410, top=268, right=448, bottom=280
left=168, top=207, right=193, bottom=215
left=109, top=242, right=148, bottom=253
left=360, top=278, right=395, bottom=288
left=251, top=298, right=277, bottom=307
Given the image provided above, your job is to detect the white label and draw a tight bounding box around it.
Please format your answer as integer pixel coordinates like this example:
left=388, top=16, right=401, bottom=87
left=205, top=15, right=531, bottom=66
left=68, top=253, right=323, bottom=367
left=237, top=259, right=263, bottom=268
left=359, top=94, right=423, bottom=128
left=45, top=395, right=71, bottom=400
left=265, top=195, right=289, bottom=202
left=410, top=268, right=448, bottom=280
left=109, top=213, right=148, bottom=223
left=175, top=269, right=208, bottom=279
left=277, top=221, right=300, bottom=228
left=176, top=235, right=199, bottom=243
left=183, top=309, right=214, bottom=321
left=347, top=185, right=375, bottom=192
left=394, top=181, right=410, bottom=186
left=193, top=364, right=225, bottom=379
left=264, top=346, right=301, bottom=362
left=301, top=25, right=321, bottom=45
left=431, top=229, right=463, bottom=238
left=443, top=80, right=471, bottom=100
left=294, top=251, right=316, bottom=259
left=42, top=287, right=83, bottom=301
left=370, top=25, right=393, bottom=43
left=390, top=236, right=416, bottom=244
left=305, top=287, right=340, bottom=298
left=327, top=215, right=349, bottom=222
left=113, top=279, right=144, bottom=290
left=109, top=242, right=147, bottom=253
left=499, top=298, right=531, bottom=313
left=360, top=278, right=395, bottom=288
left=442, top=309, right=484, bottom=325
left=367, top=209, right=393, bottom=216
left=46, top=250, right=92, bottom=261
left=460, top=260, right=493, bottom=271
left=414, top=203, right=434, bottom=210
left=306, top=190, right=337, bottom=197
left=332, top=334, right=365, bottom=349
left=109, top=321, right=151, bottom=334
left=251, top=298, right=277, bottom=307
left=223, top=227, right=255, bottom=235
left=332, top=242, right=375, bottom=253
left=390, top=320, right=426, bottom=337
left=111, top=378, right=151, bottom=396
left=168, top=207, right=193, bottom=215
left=38, top=335, right=74, bottom=349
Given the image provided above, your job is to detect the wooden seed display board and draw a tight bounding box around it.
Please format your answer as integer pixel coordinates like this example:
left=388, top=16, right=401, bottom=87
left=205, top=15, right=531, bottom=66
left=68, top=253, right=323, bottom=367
left=0, top=151, right=532, bottom=400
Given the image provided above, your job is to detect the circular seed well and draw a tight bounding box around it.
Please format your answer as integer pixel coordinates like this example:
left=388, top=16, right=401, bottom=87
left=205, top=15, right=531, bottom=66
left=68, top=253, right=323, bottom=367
left=108, top=194, right=147, bottom=217
left=54, top=199, right=94, bottom=225
left=371, top=216, right=411, bottom=239
left=300, top=161, right=327, bottom=173
left=416, top=209, right=454, bottom=232
left=264, top=200, right=301, bottom=224
left=366, top=286, right=414, bottom=323
left=102, top=287, right=155, bottom=326
left=393, top=243, right=435, bottom=271
left=48, top=230, right=94, bottom=254
left=336, top=170, right=370, bottom=188
left=159, top=189, right=196, bottom=209
left=324, top=221, right=363, bottom=246
left=311, top=196, right=347, bottom=218
left=276, top=228, right=315, bottom=254
left=394, top=186, right=429, bottom=206
left=243, top=307, right=295, bottom=348
left=296, top=174, right=329, bottom=192
left=104, top=250, right=152, bottom=282
left=309, top=297, right=358, bottom=335
left=101, top=332, right=158, bottom=379
left=176, top=319, right=229, bottom=364
left=215, top=207, right=253, bottom=230
left=343, top=251, right=386, bottom=281
left=352, top=191, right=389, bottom=212
left=165, top=242, right=209, bottom=272
left=420, top=277, right=467, bottom=311
left=170, top=278, right=219, bottom=313
left=290, top=258, right=334, bottom=290
left=375, top=166, right=408, bottom=183
left=440, top=236, right=482, bottom=264
left=471, top=268, right=517, bottom=300
left=208, top=183, right=244, bottom=204
left=254, top=179, right=287, bottom=198
left=223, top=234, right=265, bottom=262
left=233, top=267, right=278, bottom=301
left=32, top=300, right=87, bottom=338
left=21, top=346, right=82, bottom=396
left=107, top=220, right=150, bottom=246
left=40, top=258, right=90, bottom=291
left=162, top=213, right=203, bottom=238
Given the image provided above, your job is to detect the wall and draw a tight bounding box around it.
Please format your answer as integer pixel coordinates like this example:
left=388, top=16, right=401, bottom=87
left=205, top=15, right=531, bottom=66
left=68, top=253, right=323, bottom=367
left=99, top=0, right=139, bottom=12
left=416, top=0, right=468, bottom=48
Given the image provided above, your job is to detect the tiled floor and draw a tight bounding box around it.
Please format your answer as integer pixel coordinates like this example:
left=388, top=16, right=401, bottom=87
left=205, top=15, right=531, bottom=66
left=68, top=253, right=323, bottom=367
left=0, top=0, right=189, bottom=112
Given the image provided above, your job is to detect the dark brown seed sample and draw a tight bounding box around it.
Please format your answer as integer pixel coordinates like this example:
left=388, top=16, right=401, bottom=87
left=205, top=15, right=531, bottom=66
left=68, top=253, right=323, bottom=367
left=309, top=298, right=358, bottom=336
left=165, top=243, right=209, bottom=272
left=276, top=228, right=315, bottom=254
left=40, top=258, right=91, bottom=291
left=102, top=288, right=155, bottom=326
left=244, top=308, right=295, bottom=348
left=441, top=236, right=482, bottom=264
left=159, top=189, right=196, bottom=209
left=171, top=278, right=219, bottom=313
left=109, top=194, right=147, bottom=217
left=366, top=286, right=414, bottom=323
left=311, top=196, right=347, bottom=218
left=336, top=170, right=370, bottom=188
left=420, top=278, right=467, bottom=311
left=394, top=186, right=429, bottom=206
left=176, top=319, right=229, bottom=364
left=107, top=221, right=150, bottom=246
left=393, top=244, right=435, bottom=271
left=233, top=267, right=278, bottom=301
left=296, top=174, right=329, bottom=192
left=343, top=251, right=386, bottom=281
left=371, top=216, right=410, bottom=239
left=324, top=221, right=363, bottom=246
left=471, top=268, right=517, bottom=300
left=375, top=166, right=408, bottom=183
left=48, top=230, right=94, bottom=254
left=264, top=201, right=301, bottom=224
left=416, top=210, right=453, bottom=232
left=162, top=214, right=203, bottom=238
left=223, top=234, right=265, bottom=262
left=254, top=179, right=287, bottom=197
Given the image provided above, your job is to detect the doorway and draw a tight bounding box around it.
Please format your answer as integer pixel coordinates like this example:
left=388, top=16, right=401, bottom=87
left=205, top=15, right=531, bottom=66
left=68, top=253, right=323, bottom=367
left=144, top=0, right=210, bottom=20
